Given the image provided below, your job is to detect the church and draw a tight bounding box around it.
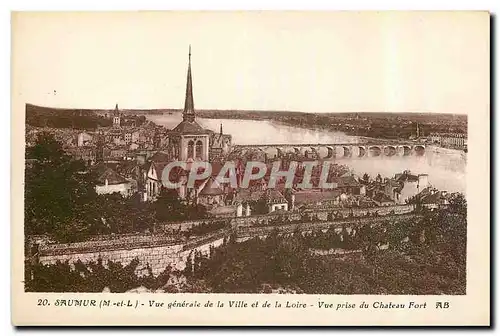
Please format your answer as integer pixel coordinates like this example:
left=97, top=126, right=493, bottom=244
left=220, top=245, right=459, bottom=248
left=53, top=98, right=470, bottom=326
left=166, top=46, right=232, bottom=162
left=145, top=47, right=232, bottom=202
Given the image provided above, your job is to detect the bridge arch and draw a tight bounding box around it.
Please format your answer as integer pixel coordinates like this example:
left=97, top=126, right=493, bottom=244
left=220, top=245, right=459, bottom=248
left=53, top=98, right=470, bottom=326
left=309, top=147, right=319, bottom=159
left=323, top=146, right=335, bottom=159
left=414, top=145, right=425, bottom=156
left=384, top=145, right=397, bottom=157
left=343, top=146, right=351, bottom=158
left=401, top=145, right=412, bottom=156
left=335, top=146, right=348, bottom=158
left=294, top=146, right=307, bottom=156
left=316, top=146, right=335, bottom=159
left=351, top=146, right=366, bottom=158
left=369, top=146, right=382, bottom=157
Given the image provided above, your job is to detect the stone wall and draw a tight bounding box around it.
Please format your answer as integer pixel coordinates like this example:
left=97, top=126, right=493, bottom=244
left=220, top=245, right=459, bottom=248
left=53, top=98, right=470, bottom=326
left=237, top=213, right=419, bottom=238
left=159, top=218, right=231, bottom=233
left=33, top=205, right=414, bottom=277
left=234, top=204, right=414, bottom=227
left=37, top=230, right=228, bottom=276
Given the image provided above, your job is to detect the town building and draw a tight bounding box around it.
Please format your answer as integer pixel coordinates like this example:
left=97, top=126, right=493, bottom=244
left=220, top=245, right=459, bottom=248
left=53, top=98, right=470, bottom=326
left=429, top=132, right=467, bottom=148
left=94, top=166, right=134, bottom=197
left=77, top=132, right=93, bottom=147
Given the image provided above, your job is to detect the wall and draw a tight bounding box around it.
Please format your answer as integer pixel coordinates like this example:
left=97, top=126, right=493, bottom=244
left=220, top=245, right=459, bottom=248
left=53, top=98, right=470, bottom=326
left=95, top=182, right=130, bottom=196
left=32, top=205, right=414, bottom=277
left=237, top=213, right=419, bottom=238
left=37, top=230, right=228, bottom=276
left=39, top=243, right=184, bottom=276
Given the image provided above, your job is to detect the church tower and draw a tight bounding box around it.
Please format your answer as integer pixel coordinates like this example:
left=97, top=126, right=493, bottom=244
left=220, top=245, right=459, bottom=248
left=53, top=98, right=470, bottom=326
left=113, top=103, right=121, bottom=127
left=167, top=46, right=211, bottom=162
left=183, top=45, right=195, bottom=123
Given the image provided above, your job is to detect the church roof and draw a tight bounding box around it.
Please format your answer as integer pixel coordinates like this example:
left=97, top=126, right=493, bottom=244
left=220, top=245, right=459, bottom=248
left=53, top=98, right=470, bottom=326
left=170, top=46, right=212, bottom=136
left=184, top=46, right=195, bottom=117
left=171, top=120, right=211, bottom=135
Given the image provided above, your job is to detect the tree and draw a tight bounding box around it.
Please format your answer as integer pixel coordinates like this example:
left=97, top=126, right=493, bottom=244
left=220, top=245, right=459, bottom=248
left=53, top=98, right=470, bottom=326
left=155, top=187, right=184, bottom=221
left=25, top=132, right=99, bottom=240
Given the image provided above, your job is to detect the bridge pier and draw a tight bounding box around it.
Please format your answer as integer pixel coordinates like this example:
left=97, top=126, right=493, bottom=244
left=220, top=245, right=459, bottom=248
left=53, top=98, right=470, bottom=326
left=232, top=143, right=425, bottom=160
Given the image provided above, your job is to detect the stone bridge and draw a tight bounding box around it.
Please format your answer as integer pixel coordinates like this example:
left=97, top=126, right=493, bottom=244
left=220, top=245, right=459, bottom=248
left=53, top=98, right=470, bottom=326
left=231, top=143, right=425, bottom=160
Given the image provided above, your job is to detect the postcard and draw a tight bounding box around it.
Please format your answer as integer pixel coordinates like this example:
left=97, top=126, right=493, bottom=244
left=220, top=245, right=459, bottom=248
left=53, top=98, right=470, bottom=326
left=11, top=11, right=490, bottom=326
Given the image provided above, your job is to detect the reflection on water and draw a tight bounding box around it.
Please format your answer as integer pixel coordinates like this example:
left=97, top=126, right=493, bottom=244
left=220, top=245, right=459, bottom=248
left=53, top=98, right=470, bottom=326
left=147, top=114, right=466, bottom=194
left=199, top=118, right=361, bottom=145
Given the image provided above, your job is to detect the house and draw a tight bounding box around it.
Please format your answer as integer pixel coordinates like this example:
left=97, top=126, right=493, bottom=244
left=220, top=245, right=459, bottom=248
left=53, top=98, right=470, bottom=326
left=292, top=189, right=342, bottom=210
left=419, top=188, right=450, bottom=209
left=124, top=130, right=140, bottom=145
left=266, top=190, right=288, bottom=213
left=372, top=192, right=395, bottom=206
left=145, top=154, right=170, bottom=202
left=95, top=167, right=133, bottom=197
left=77, top=132, right=93, bottom=147
left=332, top=175, right=364, bottom=195
left=232, top=188, right=287, bottom=214
left=109, top=147, right=128, bottom=160
left=197, top=176, right=225, bottom=206
left=393, top=170, right=429, bottom=204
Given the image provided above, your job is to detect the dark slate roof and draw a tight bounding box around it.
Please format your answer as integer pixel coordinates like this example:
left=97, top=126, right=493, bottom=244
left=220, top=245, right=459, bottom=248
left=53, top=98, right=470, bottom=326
left=333, top=175, right=360, bottom=188
left=170, top=120, right=211, bottom=135
left=149, top=151, right=170, bottom=163
left=235, top=189, right=265, bottom=203
left=96, top=168, right=128, bottom=185
left=151, top=162, right=169, bottom=180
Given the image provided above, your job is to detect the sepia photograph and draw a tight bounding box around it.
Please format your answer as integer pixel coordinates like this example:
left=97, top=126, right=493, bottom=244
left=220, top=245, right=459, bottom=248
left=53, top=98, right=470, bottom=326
left=11, top=10, right=490, bottom=326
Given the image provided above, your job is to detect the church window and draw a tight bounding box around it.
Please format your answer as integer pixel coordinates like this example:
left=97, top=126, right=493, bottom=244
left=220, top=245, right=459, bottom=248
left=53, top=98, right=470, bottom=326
left=195, top=140, right=203, bottom=159
left=187, top=140, right=195, bottom=159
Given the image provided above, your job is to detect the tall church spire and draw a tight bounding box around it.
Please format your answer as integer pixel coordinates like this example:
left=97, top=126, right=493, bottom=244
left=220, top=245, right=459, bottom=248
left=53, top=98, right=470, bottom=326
left=183, top=45, right=195, bottom=122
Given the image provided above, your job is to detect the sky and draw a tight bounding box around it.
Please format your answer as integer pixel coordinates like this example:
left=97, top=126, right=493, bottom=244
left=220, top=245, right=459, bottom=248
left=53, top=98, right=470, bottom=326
left=12, top=11, right=489, bottom=114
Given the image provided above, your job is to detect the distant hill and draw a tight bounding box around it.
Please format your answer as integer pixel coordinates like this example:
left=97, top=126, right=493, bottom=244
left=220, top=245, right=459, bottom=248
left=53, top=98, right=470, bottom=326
left=26, top=104, right=113, bottom=129
left=25, top=103, right=467, bottom=120
left=25, top=103, right=467, bottom=136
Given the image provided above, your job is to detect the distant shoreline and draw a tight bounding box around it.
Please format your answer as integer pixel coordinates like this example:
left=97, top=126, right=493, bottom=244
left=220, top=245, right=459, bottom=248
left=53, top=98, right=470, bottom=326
left=24, top=103, right=468, bottom=118
left=25, top=103, right=468, bottom=143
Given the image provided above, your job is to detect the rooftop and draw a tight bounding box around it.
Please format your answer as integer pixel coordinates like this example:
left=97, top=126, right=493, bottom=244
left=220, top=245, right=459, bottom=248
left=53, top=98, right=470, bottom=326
left=96, top=167, right=128, bottom=186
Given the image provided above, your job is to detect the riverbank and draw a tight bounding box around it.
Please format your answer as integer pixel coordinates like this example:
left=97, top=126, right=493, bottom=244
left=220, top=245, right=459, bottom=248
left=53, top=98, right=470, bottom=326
left=195, top=110, right=466, bottom=143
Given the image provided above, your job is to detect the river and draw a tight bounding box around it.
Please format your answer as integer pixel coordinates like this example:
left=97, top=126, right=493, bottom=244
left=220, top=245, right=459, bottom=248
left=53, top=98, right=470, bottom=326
left=147, top=114, right=466, bottom=194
